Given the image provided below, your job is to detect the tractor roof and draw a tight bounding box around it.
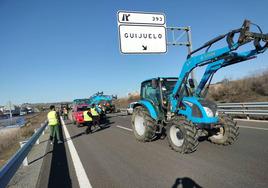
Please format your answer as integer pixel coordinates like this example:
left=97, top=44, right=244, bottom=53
left=141, top=77, right=178, bottom=84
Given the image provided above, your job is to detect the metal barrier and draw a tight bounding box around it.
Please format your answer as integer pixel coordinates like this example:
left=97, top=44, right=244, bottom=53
left=0, top=122, right=47, bottom=188
left=119, top=102, right=268, bottom=119
left=217, top=102, right=268, bottom=118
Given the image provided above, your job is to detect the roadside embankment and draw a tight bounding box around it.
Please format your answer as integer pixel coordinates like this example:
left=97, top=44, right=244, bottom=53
left=0, top=112, right=47, bottom=168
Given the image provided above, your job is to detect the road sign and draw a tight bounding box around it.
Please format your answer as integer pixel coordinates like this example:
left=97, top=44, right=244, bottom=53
left=118, top=11, right=165, bottom=25
left=119, top=25, right=167, bottom=54
left=117, top=11, right=167, bottom=54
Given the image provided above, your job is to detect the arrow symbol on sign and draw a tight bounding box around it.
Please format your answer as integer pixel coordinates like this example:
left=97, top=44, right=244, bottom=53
left=142, top=45, right=147, bottom=50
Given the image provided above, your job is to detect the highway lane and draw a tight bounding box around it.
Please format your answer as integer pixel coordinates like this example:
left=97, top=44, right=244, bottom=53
left=40, top=114, right=268, bottom=188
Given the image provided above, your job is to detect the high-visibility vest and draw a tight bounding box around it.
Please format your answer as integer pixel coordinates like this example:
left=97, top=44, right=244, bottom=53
left=91, top=108, right=99, bottom=116
left=47, top=111, right=58, bottom=126
left=83, top=111, right=92, bottom=121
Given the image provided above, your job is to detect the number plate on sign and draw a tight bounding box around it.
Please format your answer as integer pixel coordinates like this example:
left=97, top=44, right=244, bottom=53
left=118, top=11, right=166, bottom=25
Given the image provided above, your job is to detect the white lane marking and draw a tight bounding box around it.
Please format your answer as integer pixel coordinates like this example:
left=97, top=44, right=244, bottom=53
left=238, top=125, right=268, bottom=131
left=116, top=125, right=133, bottom=132
left=60, top=117, right=93, bottom=188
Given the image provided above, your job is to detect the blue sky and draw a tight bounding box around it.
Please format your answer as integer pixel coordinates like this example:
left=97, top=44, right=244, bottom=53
left=0, top=0, right=267, bottom=105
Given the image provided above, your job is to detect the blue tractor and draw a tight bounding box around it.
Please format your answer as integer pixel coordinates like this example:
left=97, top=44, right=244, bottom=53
left=131, top=20, right=268, bottom=153
left=87, top=92, right=117, bottom=124
left=88, top=92, right=117, bottom=113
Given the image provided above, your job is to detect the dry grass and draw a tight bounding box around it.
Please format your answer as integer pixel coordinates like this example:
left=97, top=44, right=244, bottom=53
left=114, top=94, right=140, bottom=108
left=114, top=71, right=268, bottom=107
left=207, top=70, right=268, bottom=102
left=0, top=112, right=47, bottom=168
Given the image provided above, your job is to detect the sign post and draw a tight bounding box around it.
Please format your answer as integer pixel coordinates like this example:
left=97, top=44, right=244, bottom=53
left=117, top=11, right=167, bottom=54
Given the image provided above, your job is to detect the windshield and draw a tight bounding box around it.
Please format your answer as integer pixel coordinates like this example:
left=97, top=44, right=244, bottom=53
left=161, top=79, right=177, bottom=96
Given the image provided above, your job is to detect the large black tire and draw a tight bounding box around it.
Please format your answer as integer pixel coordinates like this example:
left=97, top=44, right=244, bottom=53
left=131, top=106, right=156, bottom=142
left=167, top=116, right=199, bottom=154
left=208, top=114, right=239, bottom=145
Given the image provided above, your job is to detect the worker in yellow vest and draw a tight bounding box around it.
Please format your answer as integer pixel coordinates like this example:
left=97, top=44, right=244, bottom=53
left=83, top=108, right=93, bottom=134
left=47, top=105, right=62, bottom=144
left=91, top=104, right=100, bottom=127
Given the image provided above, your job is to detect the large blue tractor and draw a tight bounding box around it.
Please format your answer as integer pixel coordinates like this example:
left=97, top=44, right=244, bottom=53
left=88, top=92, right=117, bottom=113
left=131, top=20, right=268, bottom=153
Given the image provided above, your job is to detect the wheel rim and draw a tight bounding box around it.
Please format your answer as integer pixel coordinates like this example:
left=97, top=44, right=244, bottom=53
left=210, top=127, right=225, bottom=140
left=169, top=125, right=184, bottom=147
left=134, top=115, right=145, bottom=136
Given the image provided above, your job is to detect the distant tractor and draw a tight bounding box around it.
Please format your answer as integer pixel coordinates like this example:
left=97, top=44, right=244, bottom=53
left=88, top=92, right=117, bottom=113
left=131, top=20, right=268, bottom=153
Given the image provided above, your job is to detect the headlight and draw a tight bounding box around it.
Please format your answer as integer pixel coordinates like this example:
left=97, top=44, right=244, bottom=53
left=215, top=110, right=219, bottom=117
left=204, top=107, right=214, bottom=117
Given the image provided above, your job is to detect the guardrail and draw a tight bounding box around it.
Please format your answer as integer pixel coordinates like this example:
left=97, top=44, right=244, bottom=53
left=0, top=122, right=47, bottom=188
left=217, top=102, right=268, bottom=119
left=119, top=102, right=268, bottom=119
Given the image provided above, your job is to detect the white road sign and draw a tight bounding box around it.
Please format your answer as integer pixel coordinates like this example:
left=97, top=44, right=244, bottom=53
left=118, top=11, right=166, bottom=25
left=119, top=25, right=167, bottom=54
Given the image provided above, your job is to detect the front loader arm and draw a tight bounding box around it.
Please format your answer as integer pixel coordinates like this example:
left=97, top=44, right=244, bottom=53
left=195, top=48, right=264, bottom=97
left=169, top=20, right=268, bottom=113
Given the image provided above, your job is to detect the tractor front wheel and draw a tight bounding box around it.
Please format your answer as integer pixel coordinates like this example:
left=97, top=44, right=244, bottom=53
left=131, top=106, right=156, bottom=142
left=167, top=116, right=199, bottom=154
left=208, top=114, right=239, bottom=145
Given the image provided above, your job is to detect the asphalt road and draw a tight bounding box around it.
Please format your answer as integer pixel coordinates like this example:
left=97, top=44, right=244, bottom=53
left=39, top=114, right=268, bottom=188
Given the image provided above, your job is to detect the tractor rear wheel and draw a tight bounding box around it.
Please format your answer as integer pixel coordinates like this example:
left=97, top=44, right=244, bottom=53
left=131, top=106, right=156, bottom=142
left=208, top=114, right=239, bottom=145
left=167, top=116, right=199, bottom=154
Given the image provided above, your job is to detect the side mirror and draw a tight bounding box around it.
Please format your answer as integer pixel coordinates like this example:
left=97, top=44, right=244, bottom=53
left=188, top=78, right=195, bottom=88
left=151, top=79, right=158, bottom=89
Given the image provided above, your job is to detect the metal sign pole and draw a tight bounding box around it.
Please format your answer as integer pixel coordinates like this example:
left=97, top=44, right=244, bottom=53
left=166, top=26, right=195, bottom=80
left=186, top=27, right=194, bottom=79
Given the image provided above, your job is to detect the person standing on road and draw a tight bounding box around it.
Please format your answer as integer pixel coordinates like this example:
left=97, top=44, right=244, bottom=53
left=47, top=105, right=63, bottom=144
left=83, top=108, right=93, bottom=134
left=63, top=107, right=68, bottom=120
left=91, top=104, right=100, bottom=127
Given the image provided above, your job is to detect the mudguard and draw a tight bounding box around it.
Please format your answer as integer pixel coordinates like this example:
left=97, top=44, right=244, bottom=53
left=133, top=99, right=158, bottom=120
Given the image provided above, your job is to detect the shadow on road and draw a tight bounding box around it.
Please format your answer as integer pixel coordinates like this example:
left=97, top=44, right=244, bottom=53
left=172, top=177, right=202, bottom=188
left=48, top=125, right=72, bottom=188
left=63, top=121, right=114, bottom=142
left=64, top=131, right=85, bottom=142
left=28, top=150, right=53, bottom=165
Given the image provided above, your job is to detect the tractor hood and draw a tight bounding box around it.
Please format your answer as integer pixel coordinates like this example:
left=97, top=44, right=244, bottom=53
left=179, top=97, right=219, bottom=124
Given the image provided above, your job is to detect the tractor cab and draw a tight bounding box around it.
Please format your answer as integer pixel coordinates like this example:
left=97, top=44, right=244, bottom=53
left=140, top=77, right=177, bottom=110
left=140, top=77, right=199, bottom=110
